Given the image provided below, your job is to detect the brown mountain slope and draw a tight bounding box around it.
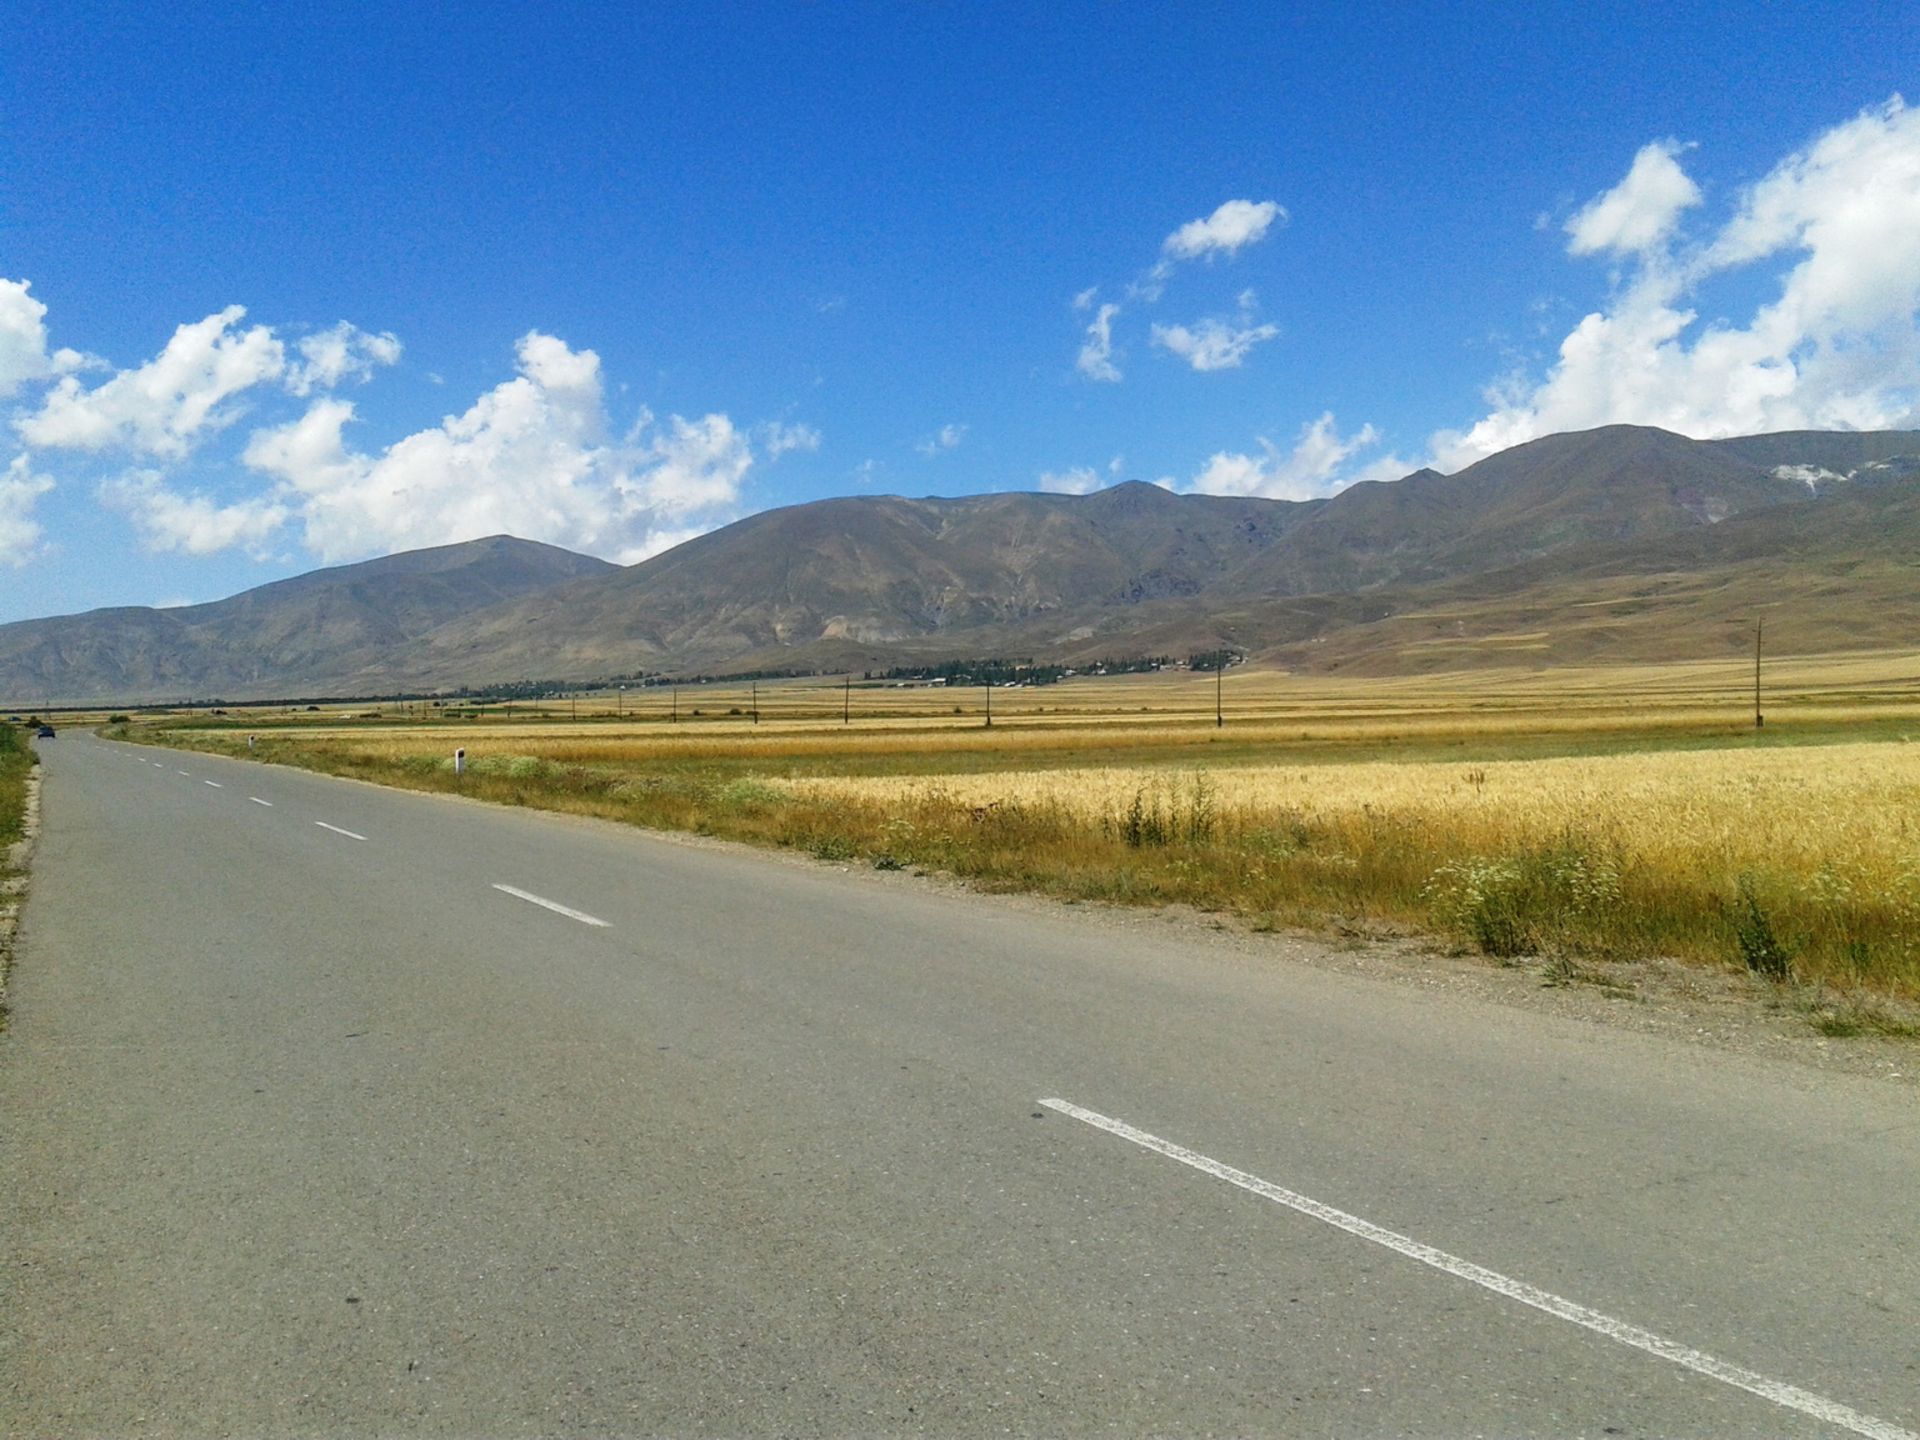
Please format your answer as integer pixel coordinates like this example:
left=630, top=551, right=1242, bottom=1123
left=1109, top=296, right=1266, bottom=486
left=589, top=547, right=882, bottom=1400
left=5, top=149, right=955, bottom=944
left=1250, top=472, right=1920, bottom=674
left=367, top=485, right=1307, bottom=685
left=1214, top=425, right=1845, bottom=599
left=374, top=424, right=1920, bottom=687
left=0, top=536, right=615, bottom=704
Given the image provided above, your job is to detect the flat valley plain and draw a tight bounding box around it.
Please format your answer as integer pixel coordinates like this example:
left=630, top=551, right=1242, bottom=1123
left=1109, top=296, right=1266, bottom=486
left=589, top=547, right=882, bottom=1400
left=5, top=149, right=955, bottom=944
left=114, top=648, right=1920, bottom=1029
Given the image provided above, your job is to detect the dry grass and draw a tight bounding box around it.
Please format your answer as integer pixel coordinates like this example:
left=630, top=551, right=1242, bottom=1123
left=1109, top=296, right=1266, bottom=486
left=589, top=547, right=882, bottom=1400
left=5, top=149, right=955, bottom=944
left=787, top=743, right=1920, bottom=881
left=0, top=723, right=34, bottom=853
left=784, top=743, right=1920, bottom=995
left=130, top=651, right=1920, bottom=1010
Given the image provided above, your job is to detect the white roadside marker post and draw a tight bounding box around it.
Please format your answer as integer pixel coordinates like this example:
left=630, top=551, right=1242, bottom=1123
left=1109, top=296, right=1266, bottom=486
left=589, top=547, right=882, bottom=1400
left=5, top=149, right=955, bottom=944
left=454, top=747, right=466, bottom=776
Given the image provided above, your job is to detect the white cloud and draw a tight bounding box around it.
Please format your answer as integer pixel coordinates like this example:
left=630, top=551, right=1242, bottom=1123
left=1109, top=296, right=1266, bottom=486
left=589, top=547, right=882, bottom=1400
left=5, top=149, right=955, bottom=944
left=1432, top=97, right=1920, bottom=471
left=101, top=469, right=288, bottom=558
left=0, top=281, right=54, bottom=399
left=238, top=331, right=751, bottom=564
left=1184, top=414, right=1381, bottom=501
left=17, top=306, right=286, bottom=458
left=12, top=302, right=401, bottom=458
left=1077, top=302, right=1122, bottom=382
left=286, top=322, right=402, bottom=396
left=1083, top=200, right=1287, bottom=371
left=1151, top=317, right=1280, bottom=371
left=1565, top=141, right=1702, bottom=257
left=1162, top=199, right=1286, bottom=261
left=0, top=455, right=54, bottom=565
left=634, top=413, right=753, bottom=525
left=761, top=421, right=822, bottom=459
left=1038, top=465, right=1103, bottom=495
left=916, top=422, right=966, bottom=456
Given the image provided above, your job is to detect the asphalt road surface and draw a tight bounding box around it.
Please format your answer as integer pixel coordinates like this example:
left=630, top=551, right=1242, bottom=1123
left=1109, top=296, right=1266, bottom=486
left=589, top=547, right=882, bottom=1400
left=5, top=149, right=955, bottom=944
left=4, top=731, right=1917, bottom=1438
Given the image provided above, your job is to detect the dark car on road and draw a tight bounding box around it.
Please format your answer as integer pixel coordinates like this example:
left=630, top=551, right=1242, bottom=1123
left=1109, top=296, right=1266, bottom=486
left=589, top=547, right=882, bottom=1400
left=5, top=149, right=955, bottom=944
left=35, top=724, right=54, bottom=738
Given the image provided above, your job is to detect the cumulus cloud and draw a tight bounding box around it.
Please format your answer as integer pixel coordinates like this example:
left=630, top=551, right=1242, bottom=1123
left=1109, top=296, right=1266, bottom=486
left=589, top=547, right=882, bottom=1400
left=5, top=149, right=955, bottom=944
left=1565, top=140, right=1702, bottom=257
left=636, top=413, right=753, bottom=522
left=2, top=290, right=763, bottom=570
left=0, top=279, right=94, bottom=402
left=1077, top=302, right=1122, bottom=382
left=12, top=303, right=406, bottom=459
left=1038, top=465, right=1103, bottom=495
left=1430, top=97, right=1920, bottom=471
left=761, top=421, right=822, bottom=459
left=916, top=422, right=966, bottom=457
left=286, top=322, right=402, bottom=396
left=0, top=281, right=54, bottom=399
left=1184, top=414, right=1381, bottom=501
left=0, top=455, right=54, bottom=565
left=1151, top=316, right=1280, bottom=371
left=17, top=306, right=286, bottom=458
left=1162, top=199, right=1287, bottom=261
left=101, top=469, right=289, bottom=558
left=237, top=331, right=752, bottom=564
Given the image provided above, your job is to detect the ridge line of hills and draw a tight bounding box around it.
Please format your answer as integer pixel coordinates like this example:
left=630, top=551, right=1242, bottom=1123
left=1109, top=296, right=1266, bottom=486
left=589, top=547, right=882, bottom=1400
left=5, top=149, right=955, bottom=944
left=8, top=423, right=1920, bottom=704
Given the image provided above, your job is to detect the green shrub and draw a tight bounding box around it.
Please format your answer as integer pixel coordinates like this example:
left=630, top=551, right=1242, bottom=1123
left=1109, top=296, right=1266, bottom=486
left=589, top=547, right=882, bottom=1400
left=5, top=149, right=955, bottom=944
left=716, top=777, right=786, bottom=813
left=1425, top=833, right=1625, bottom=960
left=1733, top=874, right=1794, bottom=981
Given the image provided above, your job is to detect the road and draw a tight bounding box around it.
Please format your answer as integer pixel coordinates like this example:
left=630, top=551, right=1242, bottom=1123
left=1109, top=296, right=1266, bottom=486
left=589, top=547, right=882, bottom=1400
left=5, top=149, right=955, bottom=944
left=3, top=730, right=1916, bottom=1438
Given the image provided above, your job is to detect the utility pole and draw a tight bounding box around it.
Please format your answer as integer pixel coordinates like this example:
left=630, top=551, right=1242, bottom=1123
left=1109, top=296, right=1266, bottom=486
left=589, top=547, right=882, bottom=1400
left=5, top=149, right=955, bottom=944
left=1755, top=617, right=1764, bottom=729
left=751, top=680, right=759, bottom=724
left=671, top=685, right=678, bottom=723
left=843, top=675, right=851, bottom=725
left=984, top=676, right=992, bottom=729
left=1216, top=656, right=1224, bottom=729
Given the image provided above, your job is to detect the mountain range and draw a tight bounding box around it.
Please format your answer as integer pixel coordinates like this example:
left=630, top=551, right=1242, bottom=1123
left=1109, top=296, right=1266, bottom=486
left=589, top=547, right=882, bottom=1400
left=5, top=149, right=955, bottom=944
left=8, top=424, right=1920, bottom=703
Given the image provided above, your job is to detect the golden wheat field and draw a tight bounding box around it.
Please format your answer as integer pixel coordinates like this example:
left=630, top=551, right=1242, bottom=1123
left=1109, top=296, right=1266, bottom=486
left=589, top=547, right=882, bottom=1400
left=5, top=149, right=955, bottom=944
left=782, top=741, right=1920, bottom=885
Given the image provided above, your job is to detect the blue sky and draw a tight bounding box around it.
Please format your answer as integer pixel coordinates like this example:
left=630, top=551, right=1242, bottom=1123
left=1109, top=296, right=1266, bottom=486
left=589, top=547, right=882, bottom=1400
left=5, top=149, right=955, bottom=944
left=3, top=1, right=1918, bottom=620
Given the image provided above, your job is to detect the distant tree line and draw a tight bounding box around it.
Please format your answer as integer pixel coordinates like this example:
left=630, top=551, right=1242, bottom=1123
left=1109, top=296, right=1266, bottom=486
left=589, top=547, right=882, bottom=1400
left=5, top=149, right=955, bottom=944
left=868, top=655, right=1176, bottom=687
left=1186, top=649, right=1243, bottom=673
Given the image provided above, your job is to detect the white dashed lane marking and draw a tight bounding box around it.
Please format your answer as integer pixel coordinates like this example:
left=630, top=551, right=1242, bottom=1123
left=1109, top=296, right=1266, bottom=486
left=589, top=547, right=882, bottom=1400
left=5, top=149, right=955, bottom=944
left=491, top=883, right=611, bottom=928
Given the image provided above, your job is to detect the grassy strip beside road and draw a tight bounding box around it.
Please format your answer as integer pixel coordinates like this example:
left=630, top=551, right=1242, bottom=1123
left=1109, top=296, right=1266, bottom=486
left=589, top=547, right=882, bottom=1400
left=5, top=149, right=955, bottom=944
left=123, top=680, right=1920, bottom=1035
left=0, top=722, right=38, bottom=1028
left=0, top=724, right=34, bottom=854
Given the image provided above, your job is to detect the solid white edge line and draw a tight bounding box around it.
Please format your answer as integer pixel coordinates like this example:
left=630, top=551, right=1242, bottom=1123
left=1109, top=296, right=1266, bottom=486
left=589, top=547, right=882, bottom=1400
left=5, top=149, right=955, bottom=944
left=491, top=883, right=611, bottom=928
left=1038, top=1098, right=1916, bottom=1440
left=314, top=821, right=366, bottom=841
left=249, top=797, right=273, bottom=807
